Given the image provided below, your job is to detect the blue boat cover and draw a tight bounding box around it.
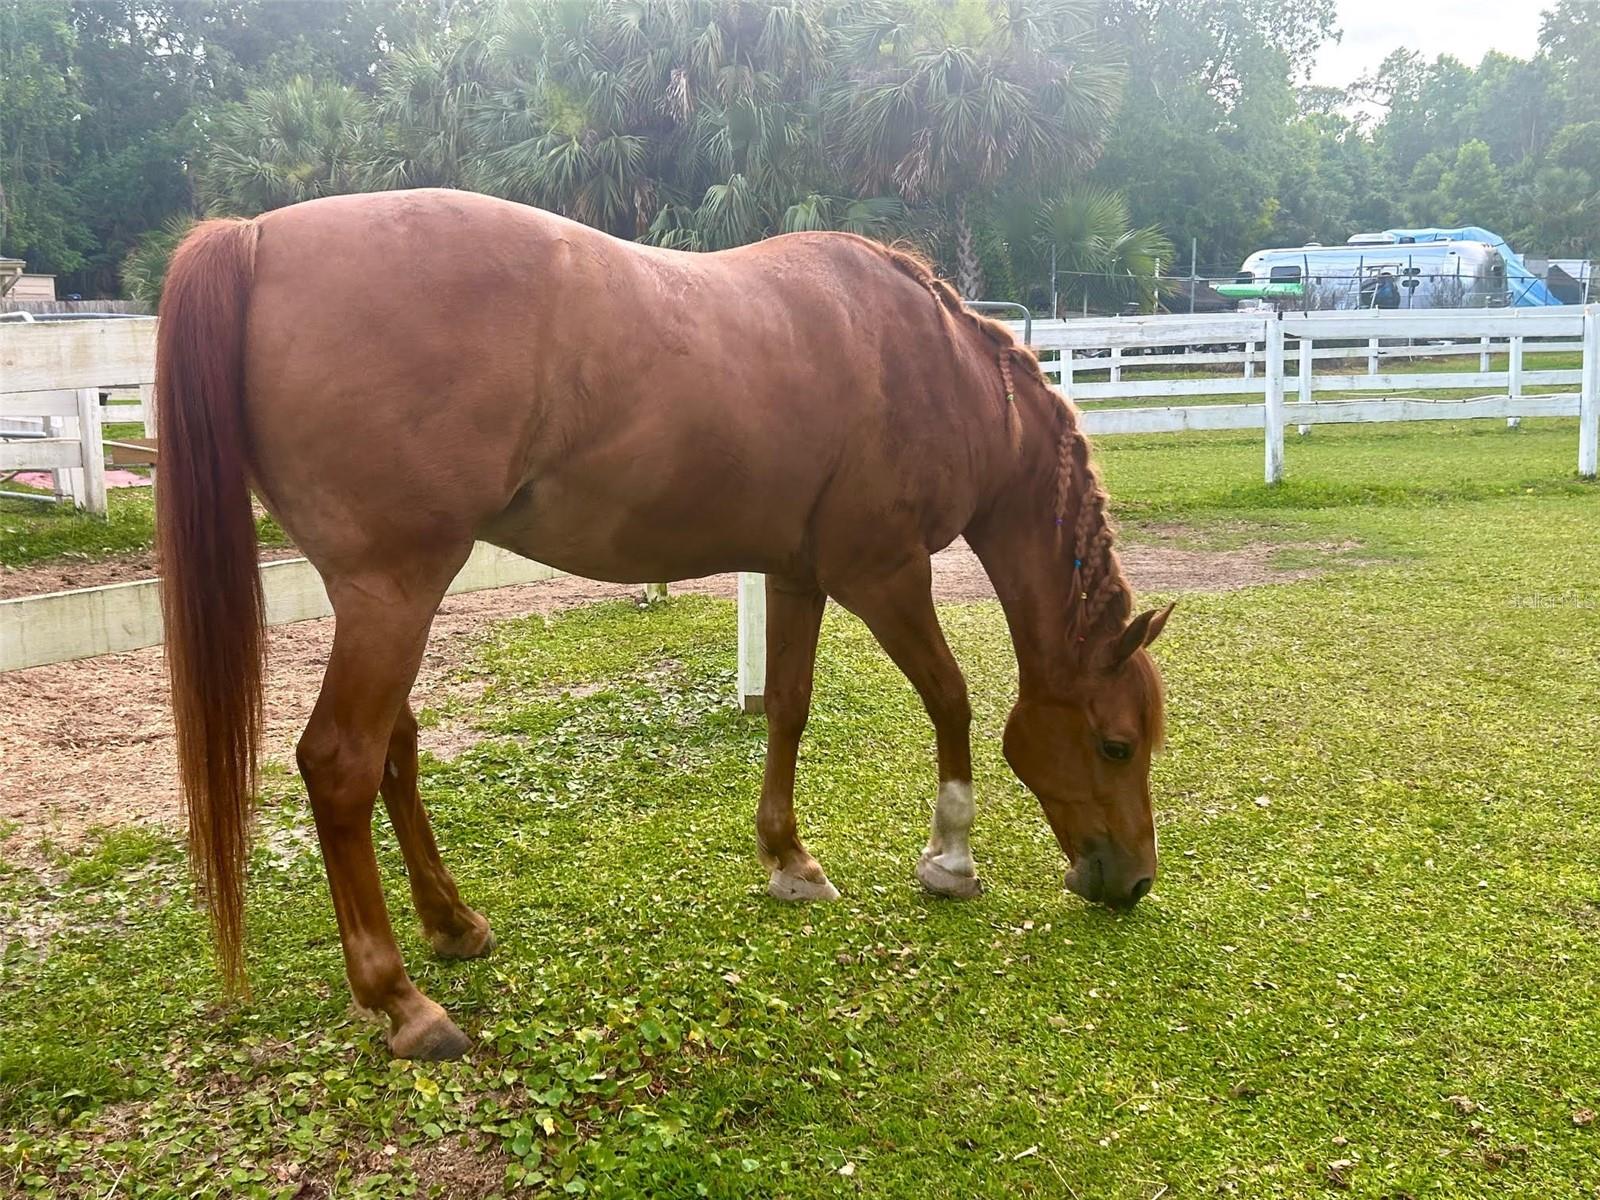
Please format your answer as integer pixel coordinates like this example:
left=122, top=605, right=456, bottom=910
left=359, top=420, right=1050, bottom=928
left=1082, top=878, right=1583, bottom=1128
left=1383, top=227, right=1562, bottom=306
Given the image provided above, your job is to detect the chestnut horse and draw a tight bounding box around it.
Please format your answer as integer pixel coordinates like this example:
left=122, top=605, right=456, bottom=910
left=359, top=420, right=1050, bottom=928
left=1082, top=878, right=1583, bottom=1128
left=156, top=189, right=1172, bottom=1060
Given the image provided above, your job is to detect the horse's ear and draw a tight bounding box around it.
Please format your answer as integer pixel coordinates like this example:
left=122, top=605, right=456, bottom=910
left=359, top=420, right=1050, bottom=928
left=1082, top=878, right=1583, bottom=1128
left=1114, top=603, right=1176, bottom=664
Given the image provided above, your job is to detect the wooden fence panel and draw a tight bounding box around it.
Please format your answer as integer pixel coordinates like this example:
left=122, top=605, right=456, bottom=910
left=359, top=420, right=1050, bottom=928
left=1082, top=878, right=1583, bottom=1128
left=736, top=572, right=766, bottom=713
left=0, top=544, right=561, bottom=672
left=0, top=319, right=157, bottom=392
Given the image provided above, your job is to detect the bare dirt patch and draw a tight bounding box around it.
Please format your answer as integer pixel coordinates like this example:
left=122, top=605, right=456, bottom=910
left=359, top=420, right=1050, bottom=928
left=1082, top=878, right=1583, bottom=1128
left=932, top=533, right=1324, bottom=599
left=265, top=1134, right=508, bottom=1200
left=0, top=536, right=1320, bottom=861
left=1, top=573, right=734, bottom=862
left=0, top=546, right=302, bottom=599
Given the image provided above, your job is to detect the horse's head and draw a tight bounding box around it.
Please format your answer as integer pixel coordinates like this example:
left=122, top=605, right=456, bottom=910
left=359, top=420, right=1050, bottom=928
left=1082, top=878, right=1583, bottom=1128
left=1003, top=604, right=1173, bottom=909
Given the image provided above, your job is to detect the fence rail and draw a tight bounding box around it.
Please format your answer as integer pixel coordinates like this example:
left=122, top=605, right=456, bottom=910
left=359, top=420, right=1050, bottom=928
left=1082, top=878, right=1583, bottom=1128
left=0, top=544, right=561, bottom=673
left=0, top=318, right=159, bottom=513
left=1009, top=304, right=1600, bottom=482
left=0, top=299, right=151, bottom=316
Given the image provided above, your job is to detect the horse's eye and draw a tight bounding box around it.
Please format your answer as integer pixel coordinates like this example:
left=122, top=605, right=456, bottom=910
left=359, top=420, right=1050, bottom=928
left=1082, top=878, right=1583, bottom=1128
left=1100, top=739, right=1133, bottom=762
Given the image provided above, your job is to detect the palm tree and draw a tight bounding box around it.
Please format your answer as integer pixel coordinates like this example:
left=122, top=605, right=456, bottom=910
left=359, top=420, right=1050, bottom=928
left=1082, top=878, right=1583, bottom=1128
left=996, top=183, right=1173, bottom=314
left=127, top=78, right=376, bottom=306
left=780, top=192, right=905, bottom=236
left=1095, top=220, right=1173, bottom=313
left=120, top=213, right=195, bottom=309
left=363, top=34, right=494, bottom=192
left=830, top=0, right=1125, bottom=297
left=467, top=0, right=658, bottom=236
left=201, top=77, right=375, bottom=215
left=470, top=0, right=899, bottom=248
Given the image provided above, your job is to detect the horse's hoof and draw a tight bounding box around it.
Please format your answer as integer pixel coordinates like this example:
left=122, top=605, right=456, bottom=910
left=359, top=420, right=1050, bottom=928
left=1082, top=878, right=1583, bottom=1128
left=768, top=869, right=841, bottom=902
left=429, top=918, right=495, bottom=960
left=917, top=853, right=982, bottom=899
left=389, top=1005, right=472, bottom=1061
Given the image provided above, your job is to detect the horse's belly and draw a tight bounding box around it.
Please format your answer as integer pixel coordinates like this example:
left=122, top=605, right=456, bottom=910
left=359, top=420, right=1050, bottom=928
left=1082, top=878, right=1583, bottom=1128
left=482, top=528, right=774, bottom=584
left=476, top=471, right=804, bottom=584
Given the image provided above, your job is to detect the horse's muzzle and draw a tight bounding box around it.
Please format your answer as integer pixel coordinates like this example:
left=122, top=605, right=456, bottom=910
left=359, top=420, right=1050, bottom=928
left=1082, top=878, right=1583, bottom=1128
left=1064, top=839, right=1154, bottom=910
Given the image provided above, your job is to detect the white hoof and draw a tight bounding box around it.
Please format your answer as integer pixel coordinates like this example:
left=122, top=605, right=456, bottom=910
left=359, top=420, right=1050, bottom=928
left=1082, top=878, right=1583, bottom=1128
left=917, top=852, right=982, bottom=899
left=768, top=869, right=841, bottom=902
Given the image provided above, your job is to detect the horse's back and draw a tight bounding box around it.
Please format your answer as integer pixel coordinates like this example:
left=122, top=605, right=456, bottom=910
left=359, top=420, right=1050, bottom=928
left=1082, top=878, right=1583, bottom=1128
left=241, top=190, right=989, bottom=584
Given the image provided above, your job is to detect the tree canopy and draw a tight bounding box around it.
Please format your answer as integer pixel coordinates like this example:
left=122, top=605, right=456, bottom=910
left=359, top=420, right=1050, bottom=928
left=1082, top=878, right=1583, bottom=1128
left=2, top=0, right=1598, bottom=310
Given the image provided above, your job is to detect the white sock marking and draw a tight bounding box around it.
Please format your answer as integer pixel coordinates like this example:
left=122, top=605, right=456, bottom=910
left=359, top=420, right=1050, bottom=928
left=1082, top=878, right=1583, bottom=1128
left=925, top=780, right=976, bottom=877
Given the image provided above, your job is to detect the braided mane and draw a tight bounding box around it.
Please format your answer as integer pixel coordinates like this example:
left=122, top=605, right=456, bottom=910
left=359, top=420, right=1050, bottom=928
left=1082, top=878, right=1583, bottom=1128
left=879, top=245, right=1134, bottom=644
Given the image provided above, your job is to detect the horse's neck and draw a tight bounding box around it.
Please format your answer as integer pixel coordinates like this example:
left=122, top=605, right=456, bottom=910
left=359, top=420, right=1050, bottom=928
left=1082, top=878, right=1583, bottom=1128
left=966, top=442, right=1081, bottom=699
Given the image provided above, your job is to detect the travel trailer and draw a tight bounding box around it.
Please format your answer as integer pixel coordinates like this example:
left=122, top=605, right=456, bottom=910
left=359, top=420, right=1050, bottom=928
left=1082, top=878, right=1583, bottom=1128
left=1220, top=237, right=1509, bottom=310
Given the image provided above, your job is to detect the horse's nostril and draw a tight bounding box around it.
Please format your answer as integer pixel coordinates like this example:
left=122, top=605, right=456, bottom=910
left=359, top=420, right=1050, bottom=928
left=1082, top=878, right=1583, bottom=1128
left=1128, top=876, right=1153, bottom=903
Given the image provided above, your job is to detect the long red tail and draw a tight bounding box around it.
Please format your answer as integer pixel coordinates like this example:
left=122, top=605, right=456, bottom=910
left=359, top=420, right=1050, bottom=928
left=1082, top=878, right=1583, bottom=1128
left=155, top=218, right=264, bottom=993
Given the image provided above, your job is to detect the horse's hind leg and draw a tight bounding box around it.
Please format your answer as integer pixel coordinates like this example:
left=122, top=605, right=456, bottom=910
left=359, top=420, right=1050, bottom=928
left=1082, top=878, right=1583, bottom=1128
left=757, top=575, right=839, bottom=901
left=381, top=703, right=494, bottom=960
left=297, top=560, right=472, bottom=1060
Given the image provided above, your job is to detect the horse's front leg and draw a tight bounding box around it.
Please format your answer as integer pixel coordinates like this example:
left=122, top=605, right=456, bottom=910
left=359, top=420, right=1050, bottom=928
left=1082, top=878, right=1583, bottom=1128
left=756, top=575, right=839, bottom=901
left=834, top=557, right=980, bottom=898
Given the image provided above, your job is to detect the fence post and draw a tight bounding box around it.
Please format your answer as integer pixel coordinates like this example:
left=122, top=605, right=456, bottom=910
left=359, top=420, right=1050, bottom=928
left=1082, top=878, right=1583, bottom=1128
left=1109, top=346, right=1122, bottom=385
left=1243, top=340, right=1255, bottom=381
left=45, top=402, right=82, bottom=506
left=1264, top=316, right=1285, bottom=484
left=737, top=571, right=766, bottom=714
left=1060, top=349, right=1075, bottom=399
left=1581, top=306, right=1599, bottom=479
left=75, top=387, right=108, bottom=517
left=1296, top=333, right=1313, bottom=435
left=1367, top=336, right=1379, bottom=375
left=137, top=382, right=156, bottom=429
left=1507, top=336, right=1523, bottom=429
left=1480, top=335, right=1492, bottom=374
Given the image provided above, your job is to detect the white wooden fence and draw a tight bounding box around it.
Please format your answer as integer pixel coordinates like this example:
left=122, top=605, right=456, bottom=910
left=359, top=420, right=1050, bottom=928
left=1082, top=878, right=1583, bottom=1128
left=6, top=308, right=1600, bottom=713
left=1017, top=305, right=1600, bottom=482
left=0, top=544, right=562, bottom=674
left=0, top=318, right=158, bottom=515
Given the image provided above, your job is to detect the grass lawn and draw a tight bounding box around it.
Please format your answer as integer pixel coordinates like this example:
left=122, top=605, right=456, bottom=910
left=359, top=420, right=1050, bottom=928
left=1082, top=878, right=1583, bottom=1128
left=0, top=486, right=289, bottom=570
left=0, top=420, right=156, bottom=567
left=0, top=415, right=293, bottom=570
left=3, top=420, right=1599, bottom=1197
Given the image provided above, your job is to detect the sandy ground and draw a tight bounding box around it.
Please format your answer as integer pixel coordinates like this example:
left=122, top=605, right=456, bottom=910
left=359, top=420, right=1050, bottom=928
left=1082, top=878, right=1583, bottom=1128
left=0, top=539, right=1303, bottom=861
left=0, top=546, right=301, bottom=599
